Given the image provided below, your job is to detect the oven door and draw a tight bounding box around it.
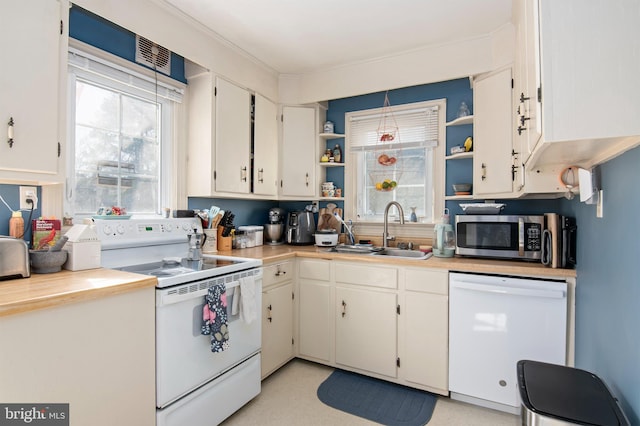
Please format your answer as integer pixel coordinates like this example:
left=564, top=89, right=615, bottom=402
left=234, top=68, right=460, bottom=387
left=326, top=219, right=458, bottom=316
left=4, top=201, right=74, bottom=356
left=455, top=215, right=544, bottom=260
left=156, top=268, right=262, bottom=408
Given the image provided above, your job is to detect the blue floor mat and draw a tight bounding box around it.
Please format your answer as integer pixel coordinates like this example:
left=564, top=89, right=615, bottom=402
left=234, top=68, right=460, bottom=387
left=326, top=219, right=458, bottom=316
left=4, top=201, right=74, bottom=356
left=317, top=369, right=437, bottom=426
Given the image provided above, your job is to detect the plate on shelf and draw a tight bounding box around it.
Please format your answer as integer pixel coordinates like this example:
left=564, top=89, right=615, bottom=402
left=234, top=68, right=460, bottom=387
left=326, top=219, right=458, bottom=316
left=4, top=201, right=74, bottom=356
left=92, top=215, right=132, bottom=220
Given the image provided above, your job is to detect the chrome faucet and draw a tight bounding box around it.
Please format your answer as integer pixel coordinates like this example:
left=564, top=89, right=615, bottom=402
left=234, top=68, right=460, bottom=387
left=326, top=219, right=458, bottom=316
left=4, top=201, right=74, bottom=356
left=383, top=201, right=405, bottom=248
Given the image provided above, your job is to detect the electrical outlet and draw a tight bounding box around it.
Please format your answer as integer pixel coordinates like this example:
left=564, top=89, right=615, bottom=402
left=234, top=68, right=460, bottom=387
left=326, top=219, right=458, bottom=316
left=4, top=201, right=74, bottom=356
left=19, top=186, right=37, bottom=210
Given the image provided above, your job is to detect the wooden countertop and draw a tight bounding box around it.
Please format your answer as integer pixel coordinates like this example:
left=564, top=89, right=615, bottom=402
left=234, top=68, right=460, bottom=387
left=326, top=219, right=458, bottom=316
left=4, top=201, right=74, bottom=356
left=0, top=268, right=157, bottom=317
left=1, top=245, right=575, bottom=318
left=222, top=244, right=577, bottom=279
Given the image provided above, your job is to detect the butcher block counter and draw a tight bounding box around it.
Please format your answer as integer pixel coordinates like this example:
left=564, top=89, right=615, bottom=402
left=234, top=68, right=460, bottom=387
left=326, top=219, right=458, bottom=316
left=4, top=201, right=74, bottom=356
left=0, top=268, right=157, bottom=317
left=221, top=244, right=577, bottom=279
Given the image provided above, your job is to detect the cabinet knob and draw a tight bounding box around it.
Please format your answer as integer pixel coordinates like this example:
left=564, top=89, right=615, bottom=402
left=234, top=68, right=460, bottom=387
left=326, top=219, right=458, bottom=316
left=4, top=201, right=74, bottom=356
left=341, top=300, right=347, bottom=317
left=258, top=168, right=264, bottom=183
left=481, top=163, right=487, bottom=181
left=267, top=304, right=272, bottom=322
left=241, top=166, right=248, bottom=182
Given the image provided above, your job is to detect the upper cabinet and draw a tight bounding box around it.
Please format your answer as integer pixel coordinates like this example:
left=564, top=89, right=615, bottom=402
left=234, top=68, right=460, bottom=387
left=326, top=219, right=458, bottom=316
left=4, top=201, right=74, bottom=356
left=280, top=106, right=316, bottom=198
left=473, top=68, right=515, bottom=197
left=186, top=75, right=278, bottom=198
left=215, top=77, right=252, bottom=194
left=0, top=0, right=67, bottom=183
left=515, top=0, right=640, bottom=170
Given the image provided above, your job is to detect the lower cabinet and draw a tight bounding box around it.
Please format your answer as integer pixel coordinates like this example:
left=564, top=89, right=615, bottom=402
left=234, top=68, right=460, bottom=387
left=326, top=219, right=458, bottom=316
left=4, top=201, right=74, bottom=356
left=335, top=286, right=397, bottom=378
left=400, top=268, right=449, bottom=393
left=261, top=260, right=294, bottom=379
left=295, top=258, right=449, bottom=395
left=298, top=259, right=333, bottom=363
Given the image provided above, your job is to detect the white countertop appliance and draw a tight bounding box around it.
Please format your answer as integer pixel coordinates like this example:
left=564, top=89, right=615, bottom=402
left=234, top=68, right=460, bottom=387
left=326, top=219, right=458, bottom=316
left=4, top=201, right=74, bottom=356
left=94, top=217, right=263, bottom=426
left=448, top=272, right=567, bottom=414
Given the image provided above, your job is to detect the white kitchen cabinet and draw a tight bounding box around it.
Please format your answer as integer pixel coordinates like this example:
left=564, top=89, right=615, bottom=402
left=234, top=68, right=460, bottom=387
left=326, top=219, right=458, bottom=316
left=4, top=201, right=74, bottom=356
left=473, top=67, right=515, bottom=197
left=297, top=259, right=333, bottom=363
left=281, top=106, right=316, bottom=197
left=0, top=0, right=66, bottom=183
left=253, top=94, right=278, bottom=196
left=0, top=287, right=155, bottom=426
left=335, top=286, right=397, bottom=378
left=261, top=260, right=294, bottom=379
left=215, top=77, right=252, bottom=194
left=187, top=75, right=278, bottom=197
left=400, top=268, right=449, bottom=394
left=517, top=0, right=640, bottom=169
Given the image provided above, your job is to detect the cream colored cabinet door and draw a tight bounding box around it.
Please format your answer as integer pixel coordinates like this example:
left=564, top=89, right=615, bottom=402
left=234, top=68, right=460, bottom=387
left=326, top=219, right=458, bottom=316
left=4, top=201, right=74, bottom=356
left=253, top=94, right=278, bottom=196
left=261, top=281, right=294, bottom=378
left=401, top=268, right=449, bottom=394
left=298, top=279, right=333, bottom=362
left=335, top=286, right=397, bottom=378
left=0, top=0, right=62, bottom=179
left=281, top=106, right=316, bottom=197
left=403, top=292, right=448, bottom=392
left=214, top=77, right=251, bottom=194
left=473, top=67, right=514, bottom=197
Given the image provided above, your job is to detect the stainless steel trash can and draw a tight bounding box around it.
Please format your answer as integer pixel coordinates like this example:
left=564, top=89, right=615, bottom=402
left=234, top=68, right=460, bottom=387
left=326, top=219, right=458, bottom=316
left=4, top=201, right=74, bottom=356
left=517, top=360, right=629, bottom=426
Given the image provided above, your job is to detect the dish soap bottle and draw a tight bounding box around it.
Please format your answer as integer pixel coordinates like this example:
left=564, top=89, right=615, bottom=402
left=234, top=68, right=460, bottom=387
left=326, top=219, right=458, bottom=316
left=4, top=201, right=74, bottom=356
left=9, top=211, right=24, bottom=239
left=333, top=144, right=342, bottom=163
left=433, top=208, right=455, bottom=257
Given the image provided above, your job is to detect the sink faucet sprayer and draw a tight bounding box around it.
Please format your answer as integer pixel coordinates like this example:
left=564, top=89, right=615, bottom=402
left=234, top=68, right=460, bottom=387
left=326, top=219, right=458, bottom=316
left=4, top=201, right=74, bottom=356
left=333, top=213, right=356, bottom=245
left=383, top=201, right=405, bottom=248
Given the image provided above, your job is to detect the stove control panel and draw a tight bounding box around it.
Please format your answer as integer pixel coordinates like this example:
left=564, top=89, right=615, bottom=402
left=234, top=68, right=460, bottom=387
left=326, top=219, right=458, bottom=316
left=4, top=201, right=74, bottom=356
left=93, top=217, right=202, bottom=249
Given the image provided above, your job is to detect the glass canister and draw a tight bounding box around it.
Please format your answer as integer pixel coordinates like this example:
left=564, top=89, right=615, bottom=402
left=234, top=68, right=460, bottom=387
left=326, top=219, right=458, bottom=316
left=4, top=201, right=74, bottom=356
left=433, top=208, right=455, bottom=257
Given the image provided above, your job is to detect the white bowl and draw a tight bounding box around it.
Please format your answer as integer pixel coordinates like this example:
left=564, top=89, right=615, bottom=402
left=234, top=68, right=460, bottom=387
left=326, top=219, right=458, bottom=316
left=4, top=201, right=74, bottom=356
left=314, top=233, right=339, bottom=247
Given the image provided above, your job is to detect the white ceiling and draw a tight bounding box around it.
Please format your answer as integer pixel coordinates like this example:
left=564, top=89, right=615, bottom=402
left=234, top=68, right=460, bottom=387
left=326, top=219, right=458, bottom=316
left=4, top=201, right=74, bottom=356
left=161, top=0, right=513, bottom=75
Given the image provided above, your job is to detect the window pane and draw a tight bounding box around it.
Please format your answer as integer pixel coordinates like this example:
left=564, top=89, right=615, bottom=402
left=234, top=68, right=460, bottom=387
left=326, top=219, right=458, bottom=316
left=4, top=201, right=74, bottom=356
left=72, top=79, right=161, bottom=215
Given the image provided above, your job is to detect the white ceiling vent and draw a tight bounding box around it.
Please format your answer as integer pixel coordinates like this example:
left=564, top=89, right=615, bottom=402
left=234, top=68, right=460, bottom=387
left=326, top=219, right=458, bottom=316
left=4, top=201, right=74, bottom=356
left=135, top=35, right=171, bottom=76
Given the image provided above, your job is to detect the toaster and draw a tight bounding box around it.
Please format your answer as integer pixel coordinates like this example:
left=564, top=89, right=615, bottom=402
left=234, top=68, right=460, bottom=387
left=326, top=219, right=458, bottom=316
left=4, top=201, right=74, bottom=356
left=0, top=236, right=30, bottom=280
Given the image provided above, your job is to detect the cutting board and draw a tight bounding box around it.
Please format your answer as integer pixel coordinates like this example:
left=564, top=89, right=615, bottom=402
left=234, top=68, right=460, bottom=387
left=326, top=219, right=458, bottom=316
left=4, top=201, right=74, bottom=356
left=317, top=205, right=342, bottom=231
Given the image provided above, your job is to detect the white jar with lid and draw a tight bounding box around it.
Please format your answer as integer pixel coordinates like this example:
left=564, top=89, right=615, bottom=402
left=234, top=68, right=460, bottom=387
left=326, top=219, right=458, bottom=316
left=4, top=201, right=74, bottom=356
left=237, top=226, right=256, bottom=247
left=252, top=225, right=264, bottom=246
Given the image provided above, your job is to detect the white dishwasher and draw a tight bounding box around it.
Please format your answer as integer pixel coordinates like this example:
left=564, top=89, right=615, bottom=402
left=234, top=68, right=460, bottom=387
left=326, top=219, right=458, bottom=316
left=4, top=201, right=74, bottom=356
left=448, top=272, right=567, bottom=414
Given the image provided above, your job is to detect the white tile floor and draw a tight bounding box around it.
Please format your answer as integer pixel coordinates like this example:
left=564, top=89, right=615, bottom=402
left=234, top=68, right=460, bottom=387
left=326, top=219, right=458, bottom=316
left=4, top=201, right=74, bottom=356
left=222, top=359, right=520, bottom=425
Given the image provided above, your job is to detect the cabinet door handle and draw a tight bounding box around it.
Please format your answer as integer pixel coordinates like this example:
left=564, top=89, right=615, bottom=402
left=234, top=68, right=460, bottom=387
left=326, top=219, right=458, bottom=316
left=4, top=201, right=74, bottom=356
left=341, top=300, right=347, bottom=317
left=519, top=92, right=530, bottom=103
left=275, top=270, right=286, bottom=277
left=305, top=173, right=309, bottom=187
left=7, top=117, right=14, bottom=148
left=520, top=115, right=530, bottom=126
left=481, top=163, right=487, bottom=181
left=258, top=168, right=264, bottom=183
left=267, top=304, right=272, bottom=322
left=517, top=125, right=527, bottom=136
left=241, top=166, right=248, bottom=182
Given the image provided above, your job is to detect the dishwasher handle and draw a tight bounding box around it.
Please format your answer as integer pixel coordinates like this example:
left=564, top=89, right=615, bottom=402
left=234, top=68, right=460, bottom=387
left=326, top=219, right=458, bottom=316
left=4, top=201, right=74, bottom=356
left=451, top=281, right=565, bottom=299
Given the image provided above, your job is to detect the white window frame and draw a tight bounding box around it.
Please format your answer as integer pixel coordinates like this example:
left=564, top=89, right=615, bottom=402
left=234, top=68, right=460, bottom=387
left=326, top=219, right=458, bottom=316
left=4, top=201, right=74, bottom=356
left=65, top=40, right=185, bottom=219
left=344, top=99, right=446, bottom=239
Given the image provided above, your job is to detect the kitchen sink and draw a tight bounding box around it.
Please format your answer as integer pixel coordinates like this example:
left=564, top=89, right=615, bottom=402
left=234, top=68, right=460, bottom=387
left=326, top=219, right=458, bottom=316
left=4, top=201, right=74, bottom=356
left=326, top=244, right=381, bottom=254
left=371, top=248, right=432, bottom=260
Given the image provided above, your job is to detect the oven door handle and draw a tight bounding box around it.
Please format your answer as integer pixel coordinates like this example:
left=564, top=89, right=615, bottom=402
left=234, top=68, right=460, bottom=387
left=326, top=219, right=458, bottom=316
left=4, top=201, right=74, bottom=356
left=157, top=281, right=240, bottom=307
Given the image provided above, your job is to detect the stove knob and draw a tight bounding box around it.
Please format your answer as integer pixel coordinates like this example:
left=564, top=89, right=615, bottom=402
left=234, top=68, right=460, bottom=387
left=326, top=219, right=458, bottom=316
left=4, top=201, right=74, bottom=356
left=116, top=224, right=126, bottom=235
left=164, top=223, right=173, bottom=232
left=181, top=222, right=191, bottom=231
left=103, top=224, right=113, bottom=235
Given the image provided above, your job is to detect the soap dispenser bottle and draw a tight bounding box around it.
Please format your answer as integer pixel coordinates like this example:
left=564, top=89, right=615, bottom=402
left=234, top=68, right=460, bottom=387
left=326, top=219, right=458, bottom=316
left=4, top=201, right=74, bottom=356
left=433, top=208, right=455, bottom=258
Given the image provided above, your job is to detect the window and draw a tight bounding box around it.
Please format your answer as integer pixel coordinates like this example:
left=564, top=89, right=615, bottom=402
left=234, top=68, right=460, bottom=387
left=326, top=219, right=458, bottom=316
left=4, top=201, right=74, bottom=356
left=346, top=99, right=445, bottom=225
left=66, top=45, right=184, bottom=217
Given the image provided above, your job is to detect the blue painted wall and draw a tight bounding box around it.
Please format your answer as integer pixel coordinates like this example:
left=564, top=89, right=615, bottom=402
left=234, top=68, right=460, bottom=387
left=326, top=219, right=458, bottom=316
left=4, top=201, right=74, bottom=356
left=559, top=145, right=640, bottom=423
left=0, top=185, right=42, bottom=247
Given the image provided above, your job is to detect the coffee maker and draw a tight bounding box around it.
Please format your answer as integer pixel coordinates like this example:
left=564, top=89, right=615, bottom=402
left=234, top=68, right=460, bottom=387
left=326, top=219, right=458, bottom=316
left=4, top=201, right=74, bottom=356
left=264, top=208, right=286, bottom=245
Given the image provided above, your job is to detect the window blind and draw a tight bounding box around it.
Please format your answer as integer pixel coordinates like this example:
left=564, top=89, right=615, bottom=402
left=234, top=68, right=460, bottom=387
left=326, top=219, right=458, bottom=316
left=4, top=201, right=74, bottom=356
left=68, top=47, right=185, bottom=103
left=349, top=105, right=439, bottom=152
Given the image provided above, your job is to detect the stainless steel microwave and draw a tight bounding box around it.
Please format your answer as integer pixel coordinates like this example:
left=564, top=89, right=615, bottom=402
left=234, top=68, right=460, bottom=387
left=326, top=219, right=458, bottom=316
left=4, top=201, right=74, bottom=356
left=455, top=215, right=545, bottom=261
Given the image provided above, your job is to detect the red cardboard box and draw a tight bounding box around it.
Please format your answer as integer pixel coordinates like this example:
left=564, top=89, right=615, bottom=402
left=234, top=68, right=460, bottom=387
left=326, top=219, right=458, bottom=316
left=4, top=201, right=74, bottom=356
left=32, top=219, right=61, bottom=250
